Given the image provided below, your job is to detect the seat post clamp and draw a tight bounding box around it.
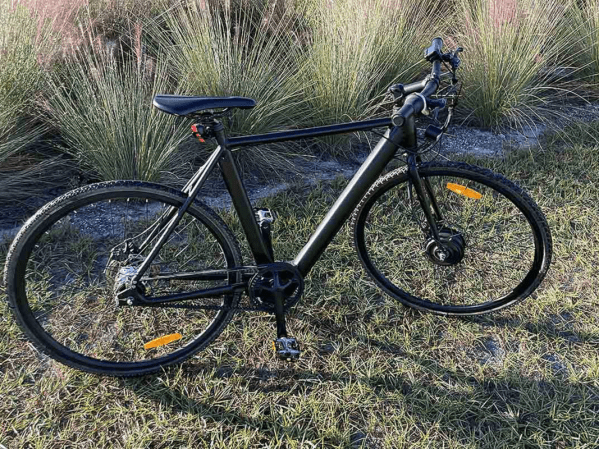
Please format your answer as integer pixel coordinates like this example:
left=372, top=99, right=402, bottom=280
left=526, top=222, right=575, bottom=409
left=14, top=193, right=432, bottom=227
left=190, top=124, right=205, bottom=142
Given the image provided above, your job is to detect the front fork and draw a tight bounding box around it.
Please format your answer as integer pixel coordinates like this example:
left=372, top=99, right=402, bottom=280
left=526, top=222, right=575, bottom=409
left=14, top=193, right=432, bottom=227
left=407, top=153, right=444, bottom=241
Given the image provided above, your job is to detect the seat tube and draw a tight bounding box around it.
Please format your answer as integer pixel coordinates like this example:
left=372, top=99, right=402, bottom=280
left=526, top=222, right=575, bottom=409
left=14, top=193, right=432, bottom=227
left=213, top=120, right=227, bottom=147
left=218, top=147, right=273, bottom=265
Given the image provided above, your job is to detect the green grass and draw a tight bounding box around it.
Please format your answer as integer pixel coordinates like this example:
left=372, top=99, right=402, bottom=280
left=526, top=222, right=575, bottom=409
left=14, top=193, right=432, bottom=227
left=0, top=0, right=59, bottom=201
left=296, top=0, right=440, bottom=154
left=3, top=0, right=599, bottom=182
left=452, top=0, right=579, bottom=129
left=2, top=122, right=599, bottom=447
left=156, top=0, right=309, bottom=174
left=45, top=42, right=190, bottom=182
left=566, top=0, right=599, bottom=87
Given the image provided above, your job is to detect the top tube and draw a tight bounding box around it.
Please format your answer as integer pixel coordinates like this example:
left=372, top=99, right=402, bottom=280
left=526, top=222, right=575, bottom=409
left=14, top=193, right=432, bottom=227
left=226, top=118, right=391, bottom=148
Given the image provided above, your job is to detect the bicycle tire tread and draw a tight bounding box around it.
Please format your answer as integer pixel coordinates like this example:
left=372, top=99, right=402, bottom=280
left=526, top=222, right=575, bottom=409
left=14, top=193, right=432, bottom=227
left=351, top=161, right=552, bottom=315
left=4, top=181, right=243, bottom=376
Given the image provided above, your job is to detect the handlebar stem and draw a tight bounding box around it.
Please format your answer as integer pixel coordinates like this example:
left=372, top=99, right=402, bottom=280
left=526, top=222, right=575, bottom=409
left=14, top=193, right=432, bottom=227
left=392, top=61, right=441, bottom=126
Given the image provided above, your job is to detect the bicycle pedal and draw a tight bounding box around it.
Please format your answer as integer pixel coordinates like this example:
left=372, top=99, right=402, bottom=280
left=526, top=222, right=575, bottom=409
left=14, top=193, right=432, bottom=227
left=254, top=208, right=276, bottom=225
left=272, top=337, right=300, bottom=362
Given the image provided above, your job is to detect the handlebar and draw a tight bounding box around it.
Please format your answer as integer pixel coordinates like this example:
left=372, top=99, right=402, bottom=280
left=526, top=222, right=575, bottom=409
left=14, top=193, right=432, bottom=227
left=390, top=37, right=457, bottom=127
left=391, top=59, right=441, bottom=126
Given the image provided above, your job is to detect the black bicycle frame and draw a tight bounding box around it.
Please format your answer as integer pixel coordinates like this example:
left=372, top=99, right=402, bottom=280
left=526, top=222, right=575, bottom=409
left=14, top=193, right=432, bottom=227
left=128, top=115, right=423, bottom=305
left=225, top=117, right=418, bottom=276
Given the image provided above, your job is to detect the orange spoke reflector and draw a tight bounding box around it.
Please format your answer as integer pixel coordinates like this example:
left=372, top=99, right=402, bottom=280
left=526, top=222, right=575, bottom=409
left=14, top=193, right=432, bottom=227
left=447, top=183, right=482, bottom=199
left=144, top=333, right=182, bottom=350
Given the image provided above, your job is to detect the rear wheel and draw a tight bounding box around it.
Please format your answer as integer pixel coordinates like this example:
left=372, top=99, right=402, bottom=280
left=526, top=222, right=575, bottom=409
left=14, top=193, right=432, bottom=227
left=352, top=162, right=552, bottom=315
left=4, top=181, right=242, bottom=376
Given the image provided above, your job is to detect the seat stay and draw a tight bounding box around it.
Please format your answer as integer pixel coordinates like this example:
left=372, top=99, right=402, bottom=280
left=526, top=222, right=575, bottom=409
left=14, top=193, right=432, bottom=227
left=131, top=145, right=225, bottom=284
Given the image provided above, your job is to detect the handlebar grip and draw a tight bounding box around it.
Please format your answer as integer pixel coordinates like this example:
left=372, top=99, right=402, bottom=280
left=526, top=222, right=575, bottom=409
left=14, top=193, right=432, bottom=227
left=424, top=37, right=444, bottom=62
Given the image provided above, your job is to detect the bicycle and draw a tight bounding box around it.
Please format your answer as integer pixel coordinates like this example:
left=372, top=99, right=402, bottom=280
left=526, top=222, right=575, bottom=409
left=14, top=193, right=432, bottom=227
left=3, top=38, right=552, bottom=376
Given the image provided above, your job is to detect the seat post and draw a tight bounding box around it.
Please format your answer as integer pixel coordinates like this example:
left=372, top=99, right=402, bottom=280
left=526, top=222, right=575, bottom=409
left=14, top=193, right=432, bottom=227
left=211, top=120, right=227, bottom=148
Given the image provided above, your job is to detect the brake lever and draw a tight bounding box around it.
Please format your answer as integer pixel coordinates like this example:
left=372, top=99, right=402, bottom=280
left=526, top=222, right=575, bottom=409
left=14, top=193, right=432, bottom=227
left=450, top=47, right=463, bottom=83
left=450, top=47, right=463, bottom=70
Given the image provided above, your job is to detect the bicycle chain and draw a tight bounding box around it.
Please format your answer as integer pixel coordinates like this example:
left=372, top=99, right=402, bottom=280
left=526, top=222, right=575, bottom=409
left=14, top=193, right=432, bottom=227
left=140, top=266, right=269, bottom=312
left=149, top=302, right=269, bottom=312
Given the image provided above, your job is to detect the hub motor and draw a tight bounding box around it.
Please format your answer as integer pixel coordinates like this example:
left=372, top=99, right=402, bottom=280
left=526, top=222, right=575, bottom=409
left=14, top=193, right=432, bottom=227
left=425, top=227, right=465, bottom=266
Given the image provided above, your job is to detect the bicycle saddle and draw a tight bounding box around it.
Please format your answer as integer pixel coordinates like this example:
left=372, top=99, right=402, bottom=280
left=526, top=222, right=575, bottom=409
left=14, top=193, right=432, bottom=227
left=153, top=95, right=256, bottom=116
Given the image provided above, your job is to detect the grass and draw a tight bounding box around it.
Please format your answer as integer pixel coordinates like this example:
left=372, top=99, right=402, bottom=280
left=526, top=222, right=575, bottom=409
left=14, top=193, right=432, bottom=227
left=0, top=0, right=59, bottom=201
left=452, top=0, right=579, bottom=130
left=2, top=0, right=599, bottom=183
left=157, top=0, right=309, bottom=174
left=566, top=0, right=599, bottom=87
left=45, top=41, right=190, bottom=182
left=297, top=0, right=440, bottom=154
left=2, top=122, right=599, bottom=447
left=0, top=1, right=47, bottom=127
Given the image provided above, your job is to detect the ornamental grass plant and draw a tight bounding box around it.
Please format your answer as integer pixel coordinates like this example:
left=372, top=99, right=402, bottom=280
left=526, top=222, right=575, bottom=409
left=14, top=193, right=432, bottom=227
left=297, top=0, right=442, bottom=154
left=3, top=0, right=599, bottom=185
left=157, top=0, right=309, bottom=174
left=566, top=0, right=599, bottom=87
left=45, top=41, right=189, bottom=182
left=0, top=0, right=60, bottom=202
left=453, top=0, right=577, bottom=130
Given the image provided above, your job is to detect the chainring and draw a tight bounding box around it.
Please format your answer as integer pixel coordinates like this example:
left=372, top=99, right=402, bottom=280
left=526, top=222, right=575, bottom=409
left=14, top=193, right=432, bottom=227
left=248, top=262, right=304, bottom=312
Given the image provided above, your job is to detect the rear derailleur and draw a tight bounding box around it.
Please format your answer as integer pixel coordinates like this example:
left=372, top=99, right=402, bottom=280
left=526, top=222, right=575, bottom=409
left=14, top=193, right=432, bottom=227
left=105, top=239, right=147, bottom=306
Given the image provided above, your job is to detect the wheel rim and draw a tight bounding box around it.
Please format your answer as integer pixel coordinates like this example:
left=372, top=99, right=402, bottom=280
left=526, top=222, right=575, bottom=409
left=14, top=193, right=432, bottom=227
left=15, top=187, right=238, bottom=370
left=356, top=169, right=543, bottom=313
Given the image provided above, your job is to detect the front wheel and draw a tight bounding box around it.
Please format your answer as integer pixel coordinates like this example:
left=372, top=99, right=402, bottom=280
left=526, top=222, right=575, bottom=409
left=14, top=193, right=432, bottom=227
left=352, top=161, right=552, bottom=315
left=4, top=181, right=242, bottom=376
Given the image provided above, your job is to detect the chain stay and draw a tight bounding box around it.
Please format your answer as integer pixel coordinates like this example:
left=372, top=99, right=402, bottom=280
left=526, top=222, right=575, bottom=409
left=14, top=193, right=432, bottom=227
left=146, top=302, right=270, bottom=312
left=137, top=265, right=266, bottom=312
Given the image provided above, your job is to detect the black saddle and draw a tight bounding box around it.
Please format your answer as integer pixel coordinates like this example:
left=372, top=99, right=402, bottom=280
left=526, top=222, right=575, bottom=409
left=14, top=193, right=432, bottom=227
left=153, top=95, right=256, bottom=116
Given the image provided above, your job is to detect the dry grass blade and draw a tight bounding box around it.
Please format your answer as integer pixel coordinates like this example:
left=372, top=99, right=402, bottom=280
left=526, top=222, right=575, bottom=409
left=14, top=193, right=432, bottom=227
left=454, top=0, right=579, bottom=130
left=45, top=40, right=189, bottom=182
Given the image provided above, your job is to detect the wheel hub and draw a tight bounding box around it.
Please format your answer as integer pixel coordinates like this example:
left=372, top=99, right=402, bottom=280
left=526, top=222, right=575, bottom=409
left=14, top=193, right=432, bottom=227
left=108, top=253, right=146, bottom=306
left=425, top=227, right=465, bottom=266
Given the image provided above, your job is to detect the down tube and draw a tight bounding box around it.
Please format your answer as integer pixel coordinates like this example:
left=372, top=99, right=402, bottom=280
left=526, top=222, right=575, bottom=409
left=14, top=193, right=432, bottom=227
left=293, top=126, right=404, bottom=276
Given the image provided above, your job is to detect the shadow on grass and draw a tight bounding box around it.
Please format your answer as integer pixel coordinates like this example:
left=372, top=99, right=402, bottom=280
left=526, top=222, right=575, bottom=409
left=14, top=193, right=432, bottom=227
left=121, top=360, right=327, bottom=445
left=121, top=310, right=599, bottom=447
left=464, top=313, right=599, bottom=345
